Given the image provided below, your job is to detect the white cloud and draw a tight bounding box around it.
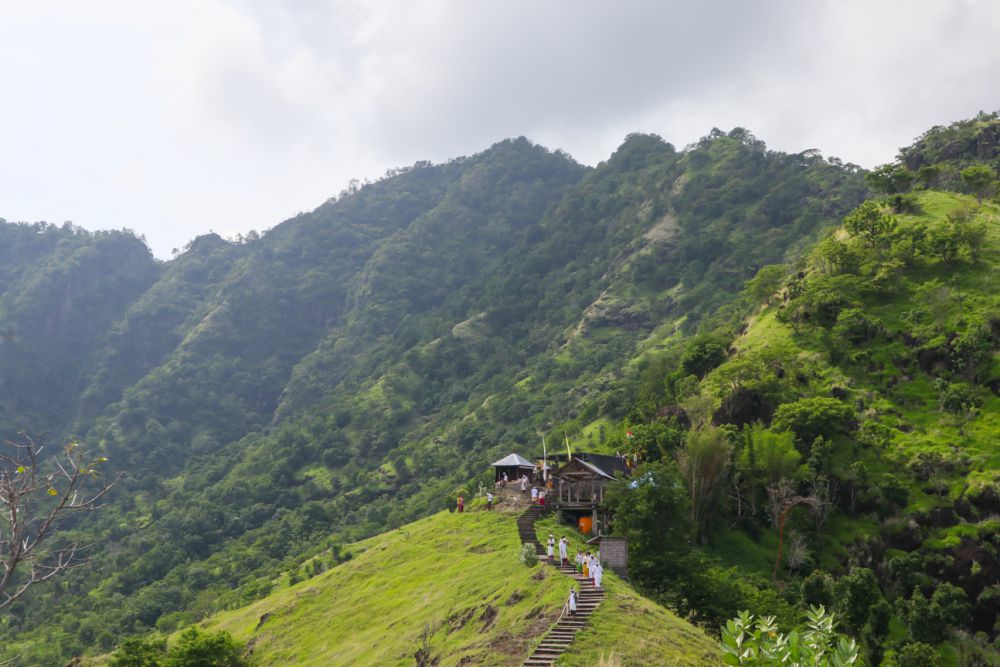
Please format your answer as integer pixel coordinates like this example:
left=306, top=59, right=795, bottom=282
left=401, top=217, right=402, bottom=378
left=0, top=0, right=997, bottom=257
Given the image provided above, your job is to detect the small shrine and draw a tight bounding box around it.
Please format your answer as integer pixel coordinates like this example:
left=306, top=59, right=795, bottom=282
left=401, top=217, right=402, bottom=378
left=490, top=453, right=535, bottom=484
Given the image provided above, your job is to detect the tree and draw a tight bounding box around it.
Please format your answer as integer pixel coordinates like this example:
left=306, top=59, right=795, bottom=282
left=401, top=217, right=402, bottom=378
left=865, top=163, right=914, bottom=195
left=960, top=164, right=996, bottom=203
left=833, top=568, right=882, bottom=633
left=0, top=433, right=121, bottom=611
left=842, top=201, right=897, bottom=252
left=681, top=335, right=729, bottom=378
left=744, top=264, right=786, bottom=305
left=950, top=317, right=994, bottom=382
left=883, top=642, right=939, bottom=667
left=916, top=164, right=941, bottom=190
left=832, top=308, right=882, bottom=344
left=604, top=460, right=692, bottom=583
left=737, top=424, right=800, bottom=516
left=772, top=398, right=855, bottom=447
left=676, top=427, right=732, bottom=541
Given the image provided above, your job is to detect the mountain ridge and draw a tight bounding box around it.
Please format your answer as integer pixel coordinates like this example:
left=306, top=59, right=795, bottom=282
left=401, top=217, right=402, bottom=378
left=4, top=115, right=998, bottom=664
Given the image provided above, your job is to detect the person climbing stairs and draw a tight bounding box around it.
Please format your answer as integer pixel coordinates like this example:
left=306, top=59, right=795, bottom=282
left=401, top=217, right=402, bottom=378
left=517, top=506, right=605, bottom=666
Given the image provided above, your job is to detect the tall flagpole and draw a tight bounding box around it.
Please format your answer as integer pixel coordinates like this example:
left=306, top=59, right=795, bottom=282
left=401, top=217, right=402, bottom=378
left=539, top=434, right=545, bottom=482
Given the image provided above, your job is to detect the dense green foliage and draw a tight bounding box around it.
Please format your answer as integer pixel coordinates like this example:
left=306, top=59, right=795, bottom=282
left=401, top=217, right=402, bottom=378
left=598, top=148, right=999, bottom=664
left=3, top=112, right=999, bottom=665
left=109, top=628, right=245, bottom=667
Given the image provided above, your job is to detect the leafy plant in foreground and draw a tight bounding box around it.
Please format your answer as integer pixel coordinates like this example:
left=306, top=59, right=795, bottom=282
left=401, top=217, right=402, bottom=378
left=720, top=606, right=859, bottom=666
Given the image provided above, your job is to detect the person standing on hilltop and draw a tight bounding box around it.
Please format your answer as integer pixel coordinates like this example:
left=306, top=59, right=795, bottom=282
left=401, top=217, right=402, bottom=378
left=486, top=491, right=494, bottom=510
left=531, top=486, right=539, bottom=503
left=456, top=494, right=464, bottom=513
left=520, top=474, right=529, bottom=493
left=501, top=472, right=508, bottom=487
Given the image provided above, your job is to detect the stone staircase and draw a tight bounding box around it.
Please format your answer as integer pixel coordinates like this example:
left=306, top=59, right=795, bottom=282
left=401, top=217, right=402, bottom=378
left=517, top=506, right=605, bottom=667
left=516, top=504, right=546, bottom=557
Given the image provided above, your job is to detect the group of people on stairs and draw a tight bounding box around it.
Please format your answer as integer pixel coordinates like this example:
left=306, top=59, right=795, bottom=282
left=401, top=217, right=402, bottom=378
left=543, top=531, right=605, bottom=621
left=575, top=548, right=603, bottom=588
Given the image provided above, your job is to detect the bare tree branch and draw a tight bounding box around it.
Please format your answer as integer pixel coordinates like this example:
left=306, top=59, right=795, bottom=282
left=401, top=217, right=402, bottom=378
left=0, top=432, right=123, bottom=612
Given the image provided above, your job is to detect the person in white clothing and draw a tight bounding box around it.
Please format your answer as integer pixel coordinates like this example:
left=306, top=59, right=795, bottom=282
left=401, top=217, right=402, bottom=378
left=520, top=474, right=529, bottom=492
left=547, top=534, right=555, bottom=562
left=558, top=536, right=568, bottom=567
left=568, top=587, right=577, bottom=617
left=531, top=486, right=539, bottom=503
left=593, top=561, right=604, bottom=589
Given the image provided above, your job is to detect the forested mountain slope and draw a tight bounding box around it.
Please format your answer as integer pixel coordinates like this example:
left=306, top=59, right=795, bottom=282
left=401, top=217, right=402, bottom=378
left=575, top=114, right=1000, bottom=666
left=1, top=126, right=874, bottom=663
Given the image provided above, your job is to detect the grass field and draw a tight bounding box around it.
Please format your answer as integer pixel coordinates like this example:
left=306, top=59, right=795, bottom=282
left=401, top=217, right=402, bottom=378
left=93, top=507, right=718, bottom=666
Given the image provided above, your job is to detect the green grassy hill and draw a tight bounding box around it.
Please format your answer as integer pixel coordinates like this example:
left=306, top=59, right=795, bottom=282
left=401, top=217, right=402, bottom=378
left=100, top=508, right=718, bottom=666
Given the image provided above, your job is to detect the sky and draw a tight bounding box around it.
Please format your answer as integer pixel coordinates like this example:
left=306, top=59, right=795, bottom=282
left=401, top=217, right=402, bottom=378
left=1, top=1, right=998, bottom=258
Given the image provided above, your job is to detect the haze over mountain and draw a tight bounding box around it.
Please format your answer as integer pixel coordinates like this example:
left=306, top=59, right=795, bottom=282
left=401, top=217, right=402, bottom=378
left=3, top=1, right=999, bottom=257
left=1, top=111, right=999, bottom=665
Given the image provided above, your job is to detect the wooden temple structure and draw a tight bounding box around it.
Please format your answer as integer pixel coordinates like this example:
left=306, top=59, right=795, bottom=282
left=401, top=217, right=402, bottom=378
left=551, top=452, right=630, bottom=535
left=490, top=450, right=631, bottom=536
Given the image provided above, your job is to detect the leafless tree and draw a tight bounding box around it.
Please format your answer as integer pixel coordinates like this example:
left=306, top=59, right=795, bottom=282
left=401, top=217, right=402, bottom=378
left=767, top=484, right=823, bottom=583
left=0, top=433, right=122, bottom=612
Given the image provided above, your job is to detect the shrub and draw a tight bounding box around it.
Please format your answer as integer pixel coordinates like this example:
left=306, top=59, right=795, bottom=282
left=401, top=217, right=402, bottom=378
left=772, top=398, right=854, bottom=446
left=681, top=336, right=729, bottom=378
left=518, top=542, right=538, bottom=567
left=110, top=637, right=167, bottom=667
left=166, top=627, right=246, bottom=667
left=886, top=192, right=921, bottom=213
left=883, top=642, right=940, bottom=667
left=720, top=606, right=859, bottom=666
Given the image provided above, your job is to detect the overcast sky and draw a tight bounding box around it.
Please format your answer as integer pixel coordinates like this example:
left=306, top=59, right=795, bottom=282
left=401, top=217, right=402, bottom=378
left=1, top=1, right=998, bottom=258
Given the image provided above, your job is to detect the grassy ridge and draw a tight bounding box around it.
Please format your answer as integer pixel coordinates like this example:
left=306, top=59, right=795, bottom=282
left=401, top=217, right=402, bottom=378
left=162, top=509, right=719, bottom=666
